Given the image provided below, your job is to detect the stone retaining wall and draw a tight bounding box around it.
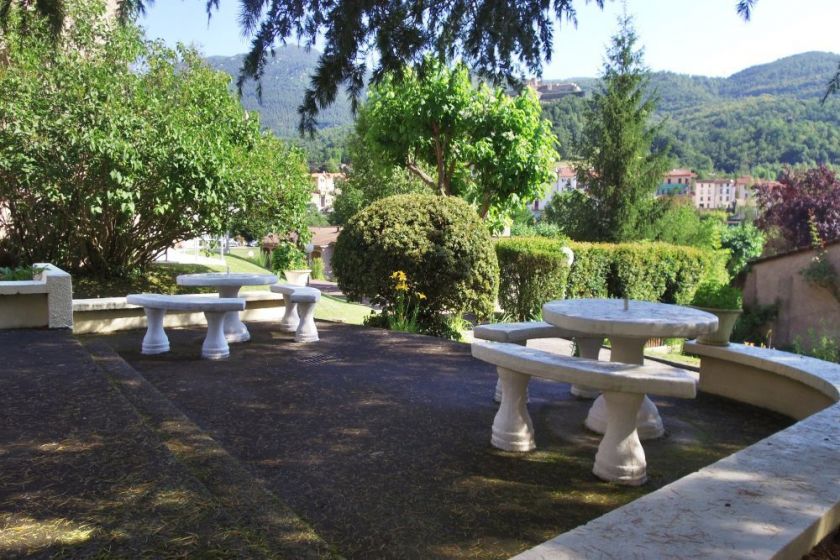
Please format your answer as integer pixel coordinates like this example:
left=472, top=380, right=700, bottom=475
left=0, top=263, right=72, bottom=329
left=73, top=291, right=285, bottom=334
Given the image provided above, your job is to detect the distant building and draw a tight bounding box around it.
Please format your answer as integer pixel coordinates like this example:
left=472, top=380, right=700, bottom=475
left=693, top=178, right=740, bottom=210
left=310, top=172, right=343, bottom=213
left=690, top=176, right=758, bottom=211
left=526, top=79, right=585, bottom=102
left=531, top=164, right=578, bottom=216
left=656, top=168, right=697, bottom=196
left=308, top=226, right=340, bottom=279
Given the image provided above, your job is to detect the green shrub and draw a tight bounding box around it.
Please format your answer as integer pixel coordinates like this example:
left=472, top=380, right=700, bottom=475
left=310, top=257, right=326, bottom=280
left=0, top=6, right=311, bottom=277
left=271, top=243, right=308, bottom=273
left=510, top=222, right=568, bottom=240
left=333, top=194, right=498, bottom=335
left=793, top=329, right=840, bottom=364
left=691, top=282, right=743, bottom=310
left=0, top=265, right=44, bottom=281
left=568, top=241, right=727, bottom=303
left=494, top=238, right=726, bottom=314
left=496, top=237, right=571, bottom=320
left=496, top=238, right=727, bottom=320
left=732, top=303, right=778, bottom=345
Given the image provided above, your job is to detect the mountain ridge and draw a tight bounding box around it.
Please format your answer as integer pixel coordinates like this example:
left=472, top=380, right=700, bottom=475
left=206, top=48, right=840, bottom=174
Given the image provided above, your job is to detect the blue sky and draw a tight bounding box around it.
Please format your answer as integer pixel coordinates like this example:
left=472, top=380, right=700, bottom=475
left=141, top=0, right=840, bottom=78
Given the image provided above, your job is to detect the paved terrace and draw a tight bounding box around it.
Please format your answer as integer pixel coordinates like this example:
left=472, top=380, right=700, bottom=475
left=3, top=323, right=792, bottom=559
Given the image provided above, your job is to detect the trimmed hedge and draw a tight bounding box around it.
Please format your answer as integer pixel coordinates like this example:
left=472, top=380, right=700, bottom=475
left=496, top=237, right=727, bottom=318
left=496, top=237, right=570, bottom=320
left=333, top=194, right=499, bottom=332
left=568, top=241, right=727, bottom=303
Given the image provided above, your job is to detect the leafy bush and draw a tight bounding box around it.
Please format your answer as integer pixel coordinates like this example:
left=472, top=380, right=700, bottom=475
left=310, top=258, right=326, bottom=280
left=509, top=222, right=568, bottom=240
left=755, top=165, right=840, bottom=251
left=567, top=241, right=727, bottom=303
left=732, top=303, right=778, bottom=346
left=494, top=238, right=725, bottom=316
left=496, top=237, right=571, bottom=320
left=271, top=243, right=308, bottom=273
left=333, top=194, right=498, bottom=334
left=720, top=223, right=765, bottom=277
left=691, top=282, right=743, bottom=310
left=0, top=4, right=310, bottom=277
left=0, top=266, right=43, bottom=281
left=793, top=328, right=840, bottom=364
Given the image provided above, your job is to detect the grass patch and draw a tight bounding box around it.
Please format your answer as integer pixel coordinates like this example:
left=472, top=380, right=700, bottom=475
left=315, top=294, right=376, bottom=325
left=645, top=349, right=701, bottom=367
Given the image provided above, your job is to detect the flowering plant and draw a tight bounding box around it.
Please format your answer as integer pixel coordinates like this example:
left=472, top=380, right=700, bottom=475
left=387, top=270, right=426, bottom=333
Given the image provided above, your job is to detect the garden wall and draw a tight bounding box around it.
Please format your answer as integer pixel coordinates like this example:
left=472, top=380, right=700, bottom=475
left=743, top=241, right=840, bottom=347
left=73, top=292, right=285, bottom=334
left=0, top=263, right=72, bottom=329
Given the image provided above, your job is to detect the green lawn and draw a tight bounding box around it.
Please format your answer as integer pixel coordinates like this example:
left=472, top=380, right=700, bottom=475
left=316, top=294, right=376, bottom=325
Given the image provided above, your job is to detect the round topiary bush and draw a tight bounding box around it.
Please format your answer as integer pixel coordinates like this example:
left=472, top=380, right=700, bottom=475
left=333, top=194, right=499, bottom=332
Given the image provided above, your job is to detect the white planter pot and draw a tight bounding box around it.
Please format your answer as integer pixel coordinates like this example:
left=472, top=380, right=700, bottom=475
left=284, top=269, right=311, bottom=286
left=693, top=307, right=742, bottom=346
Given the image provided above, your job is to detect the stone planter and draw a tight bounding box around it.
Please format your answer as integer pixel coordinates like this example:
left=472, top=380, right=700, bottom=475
left=284, top=269, right=311, bottom=286
left=693, top=307, right=741, bottom=346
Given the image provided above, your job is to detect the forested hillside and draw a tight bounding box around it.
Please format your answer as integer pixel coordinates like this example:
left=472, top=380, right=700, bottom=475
left=209, top=48, right=840, bottom=175
left=544, top=51, right=840, bottom=175
left=205, top=48, right=355, bottom=136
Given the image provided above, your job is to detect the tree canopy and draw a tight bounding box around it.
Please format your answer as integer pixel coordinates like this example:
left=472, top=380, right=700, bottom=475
left=569, top=15, right=670, bottom=242
left=355, top=57, right=557, bottom=225
left=4, top=0, right=838, bottom=133
left=0, top=1, right=311, bottom=276
left=755, top=165, right=840, bottom=250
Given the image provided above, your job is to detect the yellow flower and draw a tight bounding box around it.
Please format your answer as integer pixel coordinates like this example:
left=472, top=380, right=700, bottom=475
left=391, top=270, right=409, bottom=292
left=417, top=292, right=427, bottom=300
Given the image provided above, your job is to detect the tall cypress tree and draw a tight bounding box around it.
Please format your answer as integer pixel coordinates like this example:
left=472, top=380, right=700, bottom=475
left=575, top=15, right=670, bottom=242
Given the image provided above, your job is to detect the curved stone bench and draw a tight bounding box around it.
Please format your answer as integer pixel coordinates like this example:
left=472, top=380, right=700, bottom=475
left=269, top=284, right=321, bottom=343
left=511, top=342, right=840, bottom=559
left=126, top=294, right=245, bottom=360
left=685, top=341, right=840, bottom=419
left=472, top=340, right=696, bottom=486
left=474, top=321, right=605, bottom=401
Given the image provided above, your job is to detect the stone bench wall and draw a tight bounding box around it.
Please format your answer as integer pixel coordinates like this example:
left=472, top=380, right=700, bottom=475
left=0, top=263, right=72, bottom=329
left=73, top=291, right=285, bottom=334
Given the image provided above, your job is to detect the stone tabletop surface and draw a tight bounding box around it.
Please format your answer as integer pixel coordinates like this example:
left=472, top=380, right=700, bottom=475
left=176, top=272, right=278, bottom=287
left=543, top=298, right=718, bottom=339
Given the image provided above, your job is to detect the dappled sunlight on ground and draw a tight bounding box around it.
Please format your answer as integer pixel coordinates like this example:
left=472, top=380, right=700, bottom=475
left=84, top=321, right=793, bottom=560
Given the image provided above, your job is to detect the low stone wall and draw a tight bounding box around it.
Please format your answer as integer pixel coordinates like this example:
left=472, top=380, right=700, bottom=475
left=513, top=342, right=840, bottom=560
left=73, top=291, right=284, bottom=334
left=743, top=241, right=840, bottom=347
left=0, top=263, right=72, bottom=329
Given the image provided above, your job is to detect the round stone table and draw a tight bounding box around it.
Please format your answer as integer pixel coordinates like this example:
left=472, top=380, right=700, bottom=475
left=543, top=298, right=718, bottom=439
left=176, top=272, right=278, bottom=342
